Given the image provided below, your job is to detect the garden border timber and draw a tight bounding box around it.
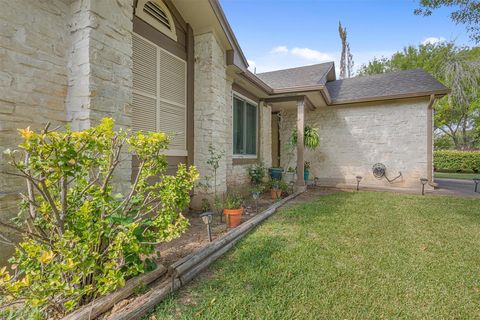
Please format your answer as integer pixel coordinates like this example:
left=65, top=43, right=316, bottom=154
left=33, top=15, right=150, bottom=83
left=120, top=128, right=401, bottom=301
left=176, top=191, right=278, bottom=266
left=103, top=190, right=304, bottom=320
left=61, top=265, right=167, bottom=320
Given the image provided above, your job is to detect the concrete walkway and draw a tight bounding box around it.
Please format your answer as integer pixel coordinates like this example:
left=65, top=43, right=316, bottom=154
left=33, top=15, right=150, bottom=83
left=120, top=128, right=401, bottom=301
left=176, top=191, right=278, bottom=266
left=432, top=178, right=480, bottom=197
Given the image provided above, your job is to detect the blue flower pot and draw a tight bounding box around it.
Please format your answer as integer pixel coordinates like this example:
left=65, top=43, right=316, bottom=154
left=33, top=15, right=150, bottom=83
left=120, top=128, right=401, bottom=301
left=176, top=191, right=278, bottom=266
left=304, top=170, right=310, bottom=182
left=269, top=168, right=283, bottom=180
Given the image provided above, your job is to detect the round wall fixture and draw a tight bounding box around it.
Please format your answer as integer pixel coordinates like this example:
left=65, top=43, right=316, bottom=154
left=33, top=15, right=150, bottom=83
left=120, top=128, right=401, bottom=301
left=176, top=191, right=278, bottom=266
left=372, top=163, right=386, bottom=179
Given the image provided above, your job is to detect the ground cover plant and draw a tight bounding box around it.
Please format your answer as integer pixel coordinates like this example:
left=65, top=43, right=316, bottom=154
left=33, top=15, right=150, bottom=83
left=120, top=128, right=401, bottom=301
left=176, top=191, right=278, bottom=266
left=152, top=192, right=480, bottom=319
left=0, top=118, right=198, bottom=319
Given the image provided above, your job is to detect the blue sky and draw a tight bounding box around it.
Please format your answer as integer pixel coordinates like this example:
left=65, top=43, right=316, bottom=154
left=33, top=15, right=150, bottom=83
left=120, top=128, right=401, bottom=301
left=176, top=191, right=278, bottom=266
left=219, top=0, right=474, bottom=74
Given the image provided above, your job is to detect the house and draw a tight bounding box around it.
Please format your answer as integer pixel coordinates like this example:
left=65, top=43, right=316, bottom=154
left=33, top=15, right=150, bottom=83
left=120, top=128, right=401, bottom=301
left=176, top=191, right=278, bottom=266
left=0, top=0, right=449, bottom=222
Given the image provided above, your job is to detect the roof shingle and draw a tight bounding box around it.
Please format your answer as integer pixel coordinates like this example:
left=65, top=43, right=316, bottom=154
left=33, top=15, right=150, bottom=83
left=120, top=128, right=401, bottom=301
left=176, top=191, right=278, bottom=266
left=325, top=69, right=449, bottom=103
left=256, top=62, right=333, bottom=89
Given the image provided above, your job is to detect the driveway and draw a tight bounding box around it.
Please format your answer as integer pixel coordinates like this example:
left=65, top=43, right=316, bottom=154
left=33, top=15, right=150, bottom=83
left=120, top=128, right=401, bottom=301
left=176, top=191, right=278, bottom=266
left=433, top=178, right=480, bottom=197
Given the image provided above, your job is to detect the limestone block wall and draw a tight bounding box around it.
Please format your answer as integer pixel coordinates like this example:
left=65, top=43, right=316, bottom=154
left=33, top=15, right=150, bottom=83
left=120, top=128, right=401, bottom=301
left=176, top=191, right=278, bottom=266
left=193, top=32, right=229, bottom=200
left=279, top=98, right=431, bottom=190
left=67, top=0, right=134, bottom=193
left=0, top=0, right=71, bottom=262
left=0, top=0, right=134, bottom=263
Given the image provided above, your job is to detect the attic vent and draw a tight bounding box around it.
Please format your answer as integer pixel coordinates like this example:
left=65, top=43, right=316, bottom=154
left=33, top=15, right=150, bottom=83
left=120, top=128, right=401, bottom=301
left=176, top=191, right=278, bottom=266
left=135, top=0, right=177, bottom=41
left=144, top=1, right=171, bottom=30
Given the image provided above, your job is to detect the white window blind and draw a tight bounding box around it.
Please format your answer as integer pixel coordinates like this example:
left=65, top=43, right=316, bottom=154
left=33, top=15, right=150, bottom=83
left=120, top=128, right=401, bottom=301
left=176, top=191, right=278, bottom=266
left=132, top=33, right=187, bottom=155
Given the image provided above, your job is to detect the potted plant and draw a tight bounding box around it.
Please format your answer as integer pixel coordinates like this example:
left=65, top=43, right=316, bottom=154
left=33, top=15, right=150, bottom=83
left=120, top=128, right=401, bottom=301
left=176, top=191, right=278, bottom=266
left=284, top=166, right=296, bottom=184
left=290, top=126, right=320, bottom=150
left=266, top=179, right=287, bottom=199
left=304, top=161, right=311, bottom=182
left=223, top=193, right=244, bottom=228
left=268, top=167, right=283, bottom=180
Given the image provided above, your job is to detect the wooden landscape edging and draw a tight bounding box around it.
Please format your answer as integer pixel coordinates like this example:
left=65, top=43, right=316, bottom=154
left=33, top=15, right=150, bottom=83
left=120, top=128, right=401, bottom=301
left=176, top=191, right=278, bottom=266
left=107, top=190, right=303, bottom=320
left=64, top=190, right=303, bottom=320
left=62, top=265, right=167, bottom=320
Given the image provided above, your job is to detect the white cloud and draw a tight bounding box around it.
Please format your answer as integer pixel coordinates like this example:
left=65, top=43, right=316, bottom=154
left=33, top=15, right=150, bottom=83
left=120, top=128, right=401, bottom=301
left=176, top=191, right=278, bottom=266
left=422, top=36, right=446, bottom=45
left=290, top=47, right=333, bottom=62
left=270, top=45, right=289, bottom=54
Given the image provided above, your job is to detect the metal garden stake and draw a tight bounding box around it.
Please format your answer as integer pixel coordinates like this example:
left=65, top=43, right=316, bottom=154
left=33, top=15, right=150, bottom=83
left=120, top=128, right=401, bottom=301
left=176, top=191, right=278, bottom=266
left=420, top=178, right=428, bottom=195
left=200, top=212, right=214, bottom=242
left=356, top=176, right=362, bottom=191
left=474, top=178, right=480, bottom=193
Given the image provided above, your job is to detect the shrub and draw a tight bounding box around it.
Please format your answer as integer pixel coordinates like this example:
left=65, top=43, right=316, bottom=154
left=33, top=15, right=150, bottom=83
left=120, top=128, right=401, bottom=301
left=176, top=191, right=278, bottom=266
left=434, top=150, right=480, bottom=172
left=0, top=118, right=198, bottom=319
left=247, top=162, right=266, bottom=186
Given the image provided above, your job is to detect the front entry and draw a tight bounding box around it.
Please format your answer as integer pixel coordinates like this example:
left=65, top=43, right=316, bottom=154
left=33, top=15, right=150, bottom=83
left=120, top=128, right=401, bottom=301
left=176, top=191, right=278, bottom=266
left=271, top=112, right=280, bottom=167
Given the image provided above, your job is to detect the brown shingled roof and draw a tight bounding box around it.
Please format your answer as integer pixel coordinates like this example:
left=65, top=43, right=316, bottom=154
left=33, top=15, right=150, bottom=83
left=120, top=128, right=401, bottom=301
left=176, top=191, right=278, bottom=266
left=256, top=62, right=334, bottom=89
left=325, top=69, right=449, bottom=104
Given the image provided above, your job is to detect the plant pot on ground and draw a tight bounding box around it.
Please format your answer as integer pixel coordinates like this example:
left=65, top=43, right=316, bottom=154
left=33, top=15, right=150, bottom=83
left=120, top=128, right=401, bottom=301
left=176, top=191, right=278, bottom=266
left=267, top=179, right=288, bottom=199
left=304, top=161, right=311, bottom=182
left=269, top=167, right=283, bottom=180
left=223, top=193, right=244, bottom=228
left=284, top=167, right=296, bottom=184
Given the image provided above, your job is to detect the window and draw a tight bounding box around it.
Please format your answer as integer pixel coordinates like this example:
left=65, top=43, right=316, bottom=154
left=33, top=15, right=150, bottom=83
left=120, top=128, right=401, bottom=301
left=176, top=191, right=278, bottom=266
left=233, top=95, right=257, bottom=157
left=132, top=33, right=187, bottom=157
left=135, top=0, right=177, bottom=41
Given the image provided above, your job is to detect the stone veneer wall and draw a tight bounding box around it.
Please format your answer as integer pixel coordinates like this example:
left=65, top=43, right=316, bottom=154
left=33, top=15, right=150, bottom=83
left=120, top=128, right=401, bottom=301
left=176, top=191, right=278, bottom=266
left=279, top=98, right=431, bottom=190
left=193, top=32, right=229, bottom=202
left=0, top=0, right=134, bottom=262
left=0, top=1, right=71, bottom=263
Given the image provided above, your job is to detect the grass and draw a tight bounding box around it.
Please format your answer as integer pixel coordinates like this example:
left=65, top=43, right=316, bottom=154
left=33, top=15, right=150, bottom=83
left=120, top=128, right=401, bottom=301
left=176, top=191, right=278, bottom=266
left=435, top=171, right=479, bottom=180
left=152, top=192, right=480, bottom=319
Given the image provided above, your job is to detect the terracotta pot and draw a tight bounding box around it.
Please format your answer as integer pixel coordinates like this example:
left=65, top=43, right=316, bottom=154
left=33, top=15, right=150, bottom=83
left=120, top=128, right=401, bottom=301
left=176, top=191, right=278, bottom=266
left=224, top=208, right=243, bottom=228
left=270, top=189, right=282, bottom=199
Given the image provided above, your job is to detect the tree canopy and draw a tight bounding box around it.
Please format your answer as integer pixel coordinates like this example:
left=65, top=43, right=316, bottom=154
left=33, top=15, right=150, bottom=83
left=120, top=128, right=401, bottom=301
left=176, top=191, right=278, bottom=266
left=415, top=0, right=480, bottom=43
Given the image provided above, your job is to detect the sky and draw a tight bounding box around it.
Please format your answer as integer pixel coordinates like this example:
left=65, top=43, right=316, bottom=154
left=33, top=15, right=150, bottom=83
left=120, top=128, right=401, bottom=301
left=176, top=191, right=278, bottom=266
left=219, top=0, right=475, bottom=74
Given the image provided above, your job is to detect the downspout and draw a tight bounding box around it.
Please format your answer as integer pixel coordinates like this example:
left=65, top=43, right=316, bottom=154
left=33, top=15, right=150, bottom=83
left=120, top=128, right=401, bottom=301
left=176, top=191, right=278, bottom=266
left=427, top=94, right=437, bottom=188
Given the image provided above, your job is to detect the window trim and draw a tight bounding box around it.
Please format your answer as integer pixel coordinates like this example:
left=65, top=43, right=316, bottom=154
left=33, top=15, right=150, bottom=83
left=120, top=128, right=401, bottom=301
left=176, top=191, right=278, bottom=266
left=232, top=91, right=259, bottom=159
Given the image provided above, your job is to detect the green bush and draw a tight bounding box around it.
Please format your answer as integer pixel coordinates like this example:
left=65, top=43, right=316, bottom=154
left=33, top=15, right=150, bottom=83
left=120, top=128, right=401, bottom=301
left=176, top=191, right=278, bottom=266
left=0, top=118, right=198, bottom=319
left=434, top=150, right=480, bottom=173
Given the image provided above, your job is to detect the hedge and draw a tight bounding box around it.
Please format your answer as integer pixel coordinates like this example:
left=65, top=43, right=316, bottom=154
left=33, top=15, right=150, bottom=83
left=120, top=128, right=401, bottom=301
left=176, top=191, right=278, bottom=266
left=434, top=150, right=480, bottom=173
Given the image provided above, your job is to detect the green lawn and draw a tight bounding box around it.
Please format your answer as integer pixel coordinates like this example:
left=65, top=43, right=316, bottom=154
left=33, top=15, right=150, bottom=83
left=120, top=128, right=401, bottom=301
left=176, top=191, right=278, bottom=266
left=435, top=172, right=479, bottom=180
left=152, top=192, right=480, bottom=319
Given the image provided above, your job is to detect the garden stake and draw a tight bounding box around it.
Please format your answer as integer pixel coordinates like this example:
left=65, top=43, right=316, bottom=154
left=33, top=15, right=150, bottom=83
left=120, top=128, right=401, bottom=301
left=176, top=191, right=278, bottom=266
left=420, top=178, right=428, bottom=195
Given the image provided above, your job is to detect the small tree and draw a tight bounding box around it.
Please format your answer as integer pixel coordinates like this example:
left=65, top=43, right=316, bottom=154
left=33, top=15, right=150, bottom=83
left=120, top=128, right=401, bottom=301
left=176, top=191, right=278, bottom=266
left=0, top=118, right=198, bottom=319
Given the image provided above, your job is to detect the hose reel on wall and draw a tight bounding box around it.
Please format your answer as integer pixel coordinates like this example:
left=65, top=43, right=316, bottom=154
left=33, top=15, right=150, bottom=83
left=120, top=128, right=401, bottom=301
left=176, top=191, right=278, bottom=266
left=372, top=163, right=402, bottom=183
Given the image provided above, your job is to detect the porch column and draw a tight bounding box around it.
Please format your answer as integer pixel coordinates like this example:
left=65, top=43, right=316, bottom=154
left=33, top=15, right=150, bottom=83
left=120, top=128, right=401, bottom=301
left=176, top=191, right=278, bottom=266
left=296, top=97, right=305, bottom=187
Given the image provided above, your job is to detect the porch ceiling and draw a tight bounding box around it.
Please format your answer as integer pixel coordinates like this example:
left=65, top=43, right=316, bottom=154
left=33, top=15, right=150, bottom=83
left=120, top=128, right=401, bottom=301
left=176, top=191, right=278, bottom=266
left=264, top=91, right=326, bottom=112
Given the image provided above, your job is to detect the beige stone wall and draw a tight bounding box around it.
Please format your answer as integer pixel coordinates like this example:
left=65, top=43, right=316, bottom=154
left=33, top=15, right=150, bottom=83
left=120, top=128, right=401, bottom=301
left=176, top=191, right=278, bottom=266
left=0, top=0, right=134, bottom=263
left=193, top=32, right=229, bottom=202
left=0, top=0, right=71, bottom=262
left=279, top=98, right=431, bottom=190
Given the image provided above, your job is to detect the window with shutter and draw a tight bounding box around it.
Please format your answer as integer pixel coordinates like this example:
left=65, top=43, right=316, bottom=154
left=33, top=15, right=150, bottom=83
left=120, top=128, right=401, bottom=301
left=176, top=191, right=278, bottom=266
left=134, top=0, right=177, bottom=41
left=132, top=33, right=187, bottom=156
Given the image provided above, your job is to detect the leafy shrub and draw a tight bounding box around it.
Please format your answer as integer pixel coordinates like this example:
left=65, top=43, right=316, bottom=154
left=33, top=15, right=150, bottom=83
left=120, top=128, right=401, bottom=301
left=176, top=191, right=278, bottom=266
left=434, top=150, right=480, bottom=172
left=0, top=118, right=198, bottom=319
left=247, top=162, right=266, bottom=186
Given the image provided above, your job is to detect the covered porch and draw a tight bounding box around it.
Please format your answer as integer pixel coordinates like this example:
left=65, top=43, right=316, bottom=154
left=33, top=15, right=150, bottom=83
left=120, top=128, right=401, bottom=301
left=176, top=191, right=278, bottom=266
left=264, top=93, right=322, bottom=190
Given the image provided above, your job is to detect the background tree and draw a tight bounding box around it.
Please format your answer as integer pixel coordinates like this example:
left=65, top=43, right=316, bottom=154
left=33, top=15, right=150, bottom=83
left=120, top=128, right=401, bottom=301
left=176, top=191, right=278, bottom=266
left=338, top=21, right=354, bottom=79
left=358, top=43, right=480, bottom=150
left=415, top=0, right=480, bottom=43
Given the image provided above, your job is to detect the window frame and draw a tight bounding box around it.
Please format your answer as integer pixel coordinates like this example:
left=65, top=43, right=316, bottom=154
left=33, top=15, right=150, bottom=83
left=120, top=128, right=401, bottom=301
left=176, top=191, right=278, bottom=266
left=232, top=91, right=259, bottom=159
